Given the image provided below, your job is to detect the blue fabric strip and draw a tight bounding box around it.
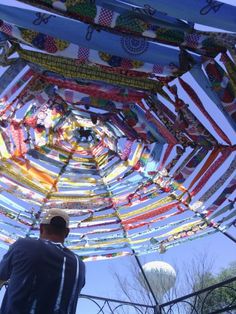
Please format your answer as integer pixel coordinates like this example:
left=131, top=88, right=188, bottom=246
left=0, top=4, right=200, bottom=66
left=0, top=59, right=27, bottom=96
left=99, top=0, right=236, bottom=32
left=96, top=0, right=191, bottom=32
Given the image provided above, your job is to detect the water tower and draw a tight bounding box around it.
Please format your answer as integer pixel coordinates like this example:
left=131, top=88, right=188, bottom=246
left=140, top=261, right=176, bottom=303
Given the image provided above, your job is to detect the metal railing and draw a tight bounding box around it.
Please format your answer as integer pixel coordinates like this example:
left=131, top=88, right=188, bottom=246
left=79, top=276, right=236, bottom=314
left=159, top=276, right=236, bottom=314
left=1, top=276, right=235, bottom=313
left=79, top=294, right=157, bottom=313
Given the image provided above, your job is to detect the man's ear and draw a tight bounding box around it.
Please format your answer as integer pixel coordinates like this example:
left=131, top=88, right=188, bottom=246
left=0, top=280, right=6, bottom=288
left=65, top=228, right=69, bottom=238
left=39, top=224, right=43, bottom=236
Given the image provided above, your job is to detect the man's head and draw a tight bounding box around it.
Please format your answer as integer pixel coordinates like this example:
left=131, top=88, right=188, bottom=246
left=40, top=209, right=70, bottom=243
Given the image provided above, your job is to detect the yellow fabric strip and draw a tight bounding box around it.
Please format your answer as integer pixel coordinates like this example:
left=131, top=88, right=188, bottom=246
left=120, top=195, right=176, bottom=219
left=18, top=48, right=162, bottom=92
left=0, top=133, right=11, bottom=159
left=157, top=219, right=202, bottom=238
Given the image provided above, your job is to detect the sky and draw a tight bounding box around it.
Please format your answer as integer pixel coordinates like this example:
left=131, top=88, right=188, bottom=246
left=0, top=0, right=235, bottom=313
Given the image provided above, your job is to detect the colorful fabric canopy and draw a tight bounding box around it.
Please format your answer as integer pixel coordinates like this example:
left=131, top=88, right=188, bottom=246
left=0, top=1, right=235, bottom=261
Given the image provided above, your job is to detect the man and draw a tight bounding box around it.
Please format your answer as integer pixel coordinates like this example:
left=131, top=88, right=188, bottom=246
left=0, top=209, right=85, bottom=314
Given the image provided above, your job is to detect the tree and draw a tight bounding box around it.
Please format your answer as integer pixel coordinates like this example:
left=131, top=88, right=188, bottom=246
left=189, top=261, right=236, bottom=313
left=111, top=253, right=236, bottom=314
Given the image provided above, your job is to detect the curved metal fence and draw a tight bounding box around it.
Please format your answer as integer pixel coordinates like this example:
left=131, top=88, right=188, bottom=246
left=79, top=276, right=236, bottom=314
left=159, top=276, right=236, bottom=314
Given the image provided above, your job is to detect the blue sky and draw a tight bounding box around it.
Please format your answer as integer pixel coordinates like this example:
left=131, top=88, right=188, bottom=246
left=0, top=0, right=235, bottom=313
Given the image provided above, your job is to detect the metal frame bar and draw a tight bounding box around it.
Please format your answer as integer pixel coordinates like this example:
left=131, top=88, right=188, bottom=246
left=133, top=253, right=159, bottom=305
left=159, top=276, right=236, bottom=314
left=220, top=229, right=236, bottom=244
left=132, top=250, right=160, bottom=313
left=159, top=276, right=236, bottom=308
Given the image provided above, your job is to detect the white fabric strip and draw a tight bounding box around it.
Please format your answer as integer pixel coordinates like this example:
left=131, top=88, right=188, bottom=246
left=67, top=254, right=80, bottom=314
left=54, top=256, right=66, bottom=311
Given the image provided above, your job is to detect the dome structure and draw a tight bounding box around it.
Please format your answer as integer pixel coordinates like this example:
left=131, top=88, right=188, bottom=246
left=0, top=1, right=235, bottom=262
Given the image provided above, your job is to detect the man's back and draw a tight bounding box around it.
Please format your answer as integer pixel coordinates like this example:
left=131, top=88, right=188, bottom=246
left=0, top=238, right=85, bottom=314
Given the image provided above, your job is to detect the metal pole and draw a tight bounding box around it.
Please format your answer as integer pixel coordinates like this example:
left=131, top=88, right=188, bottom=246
left=154, top=305, right=161, bottom=314
left=220, top=230, right=236, bottom=244
left=189, top=204, right=236, bottom=245
left=132, top=250, right=160, bottom=314
left=212, top=218, right=236, bottom=244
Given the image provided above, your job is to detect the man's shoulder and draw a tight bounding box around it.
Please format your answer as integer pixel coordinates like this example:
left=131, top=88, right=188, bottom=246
left=16, top=237, right=39, bottom=244
left=74, top=253, right=85, bottom=268
left=66, top=250, right=85, bottom=266
left=64, top=247, right=83, bottom=262
left=13, top=237, right=41, bottom=249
